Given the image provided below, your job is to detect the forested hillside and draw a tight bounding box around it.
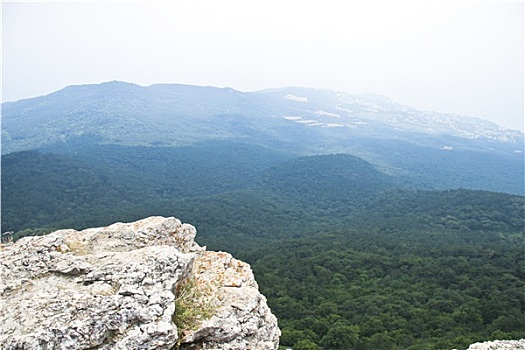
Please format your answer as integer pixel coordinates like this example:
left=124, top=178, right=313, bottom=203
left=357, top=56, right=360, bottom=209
left=3, top=82, right=524, bottom=194
left=2, top=140, right=524, bottom=350
left=1, top=142, right=291, bottom=234
left=252, top=228, right=524, bottom=350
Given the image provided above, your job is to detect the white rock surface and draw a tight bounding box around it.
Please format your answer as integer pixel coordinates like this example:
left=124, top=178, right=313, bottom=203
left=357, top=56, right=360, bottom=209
left=180, top=251, right=280, bottom=350
left=465, top=339, right=525, bottom=350
left=0, top=216, right=280, bottom=350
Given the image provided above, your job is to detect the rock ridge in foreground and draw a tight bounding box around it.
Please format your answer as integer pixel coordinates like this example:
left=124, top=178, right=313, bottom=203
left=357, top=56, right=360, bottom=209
left=0, top=216, right=280, bottom=349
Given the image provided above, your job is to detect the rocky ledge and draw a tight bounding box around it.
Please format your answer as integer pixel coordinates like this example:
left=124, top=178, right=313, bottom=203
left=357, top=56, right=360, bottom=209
left=0, top=216, right=280, bottom=349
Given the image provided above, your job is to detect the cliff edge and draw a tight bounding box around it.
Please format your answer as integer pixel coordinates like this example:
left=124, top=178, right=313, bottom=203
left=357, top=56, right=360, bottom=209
left=0, top=216, right=280, bottom=349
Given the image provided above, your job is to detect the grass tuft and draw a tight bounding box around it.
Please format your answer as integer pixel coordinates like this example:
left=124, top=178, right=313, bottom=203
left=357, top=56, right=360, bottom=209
left=173, top=274, right=216, bottom=339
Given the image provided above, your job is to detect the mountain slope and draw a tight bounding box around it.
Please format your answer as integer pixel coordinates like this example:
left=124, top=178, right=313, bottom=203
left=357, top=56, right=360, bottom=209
left=254, top=153, right=398, bottom=203
left=2, top=82, right=523, bottom=195
left=3, top=82, right=522, bottom=153
left=2, top=81, right=524, bottom=350
left=2, top=143, right=523, bottom=350
left=3, top=145, right=523, bottom=248
left=0, top=141, right=292, bottom=233
left=257, top=87, right=523, bottom=142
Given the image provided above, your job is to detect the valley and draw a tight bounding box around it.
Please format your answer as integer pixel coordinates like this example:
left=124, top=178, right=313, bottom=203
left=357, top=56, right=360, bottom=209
left=1, top=82, right=524, bottom=350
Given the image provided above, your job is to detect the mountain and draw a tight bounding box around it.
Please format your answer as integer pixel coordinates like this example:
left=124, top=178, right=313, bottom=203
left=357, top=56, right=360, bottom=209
left=2, top=81, right=524, bottom=350
left=3, top=82, right=522, bottom=154
left=3, top=144, right=523, bottom=248
left=257, top=87, right=523, bottom=142
left=2, top=81, right=523, bottom=194
left=0, top=142, right=291, bottom=232
left=254, top=153, right=398, bottom=203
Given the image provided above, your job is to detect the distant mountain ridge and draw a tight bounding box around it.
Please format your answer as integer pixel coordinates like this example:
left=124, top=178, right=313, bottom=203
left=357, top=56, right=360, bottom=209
left=3, top=142, right=524, bottom=234
left=2, top=81, right=523, bottom=195
left=2, top=82, right=524, bottom=350
left=2, top=81, right=523, bottom=155
left=257, top=86, right=523, bottom=142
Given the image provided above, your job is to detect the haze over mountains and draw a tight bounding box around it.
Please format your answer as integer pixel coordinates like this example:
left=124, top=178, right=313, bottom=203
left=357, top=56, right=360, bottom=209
left=1, top=81, right=524, bottom=349
left=3, top=81, right=523, bottom=152
left=2, top=81, right=523, bottom=195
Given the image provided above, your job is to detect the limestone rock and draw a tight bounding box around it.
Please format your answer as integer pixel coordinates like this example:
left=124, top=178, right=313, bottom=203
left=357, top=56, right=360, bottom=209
left=179, top=251, right=280, bottom=350
left=0, top=216, right=280, bottom=350
left=464, top=339, right=525, bottom=350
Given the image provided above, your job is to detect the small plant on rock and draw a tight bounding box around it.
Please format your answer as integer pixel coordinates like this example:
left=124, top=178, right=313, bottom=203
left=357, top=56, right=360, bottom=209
left=173, top=274, right=216, bottom=340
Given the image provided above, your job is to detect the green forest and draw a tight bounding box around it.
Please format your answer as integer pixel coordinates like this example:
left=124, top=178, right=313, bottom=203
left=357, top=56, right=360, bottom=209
left=254, top=229, right=524, bottom=350
left=2, top=142, right=524, bottom=350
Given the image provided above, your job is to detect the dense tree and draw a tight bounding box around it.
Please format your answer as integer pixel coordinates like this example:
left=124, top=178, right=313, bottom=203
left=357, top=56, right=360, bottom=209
left=294, top=339, right=320, bottom=350
left=2, top=145, right=524, bottom=350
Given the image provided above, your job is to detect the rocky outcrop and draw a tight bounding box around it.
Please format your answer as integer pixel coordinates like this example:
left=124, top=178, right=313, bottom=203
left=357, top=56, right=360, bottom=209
left=464, top=339, right=525, bottom=350
left=0, top=216, right=280, bottom=349
left=178, top=251, right=280, bottom=350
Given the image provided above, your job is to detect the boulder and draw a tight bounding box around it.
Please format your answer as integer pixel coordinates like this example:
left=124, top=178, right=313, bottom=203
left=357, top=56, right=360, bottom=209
left=0, top=216, right=280, bottom=349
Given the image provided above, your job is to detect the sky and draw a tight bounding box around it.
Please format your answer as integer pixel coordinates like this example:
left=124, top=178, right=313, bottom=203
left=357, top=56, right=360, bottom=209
left=2, top=1, right=524, bottom=131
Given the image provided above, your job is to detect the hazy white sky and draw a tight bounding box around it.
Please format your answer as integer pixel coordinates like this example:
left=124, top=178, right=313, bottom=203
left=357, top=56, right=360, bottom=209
left=2, top=1, right=524, bottom=131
